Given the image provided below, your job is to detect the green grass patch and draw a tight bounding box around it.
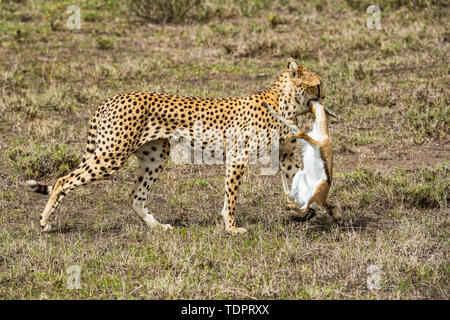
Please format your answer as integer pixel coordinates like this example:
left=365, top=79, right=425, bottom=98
left=334, top=164, right=449, bottom=213
left=5, top=142, right=80, bottom=180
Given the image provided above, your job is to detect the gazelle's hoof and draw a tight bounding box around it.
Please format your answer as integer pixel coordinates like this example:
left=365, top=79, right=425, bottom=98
left=300, top=208, right=316, bottom=221
left=332, top=216, right=343, bottom=225
left=227, top=227, right=247, bottom=236
left=289, top=207, right=316, bottom=222
left=329, top=206, right=342, bottom=220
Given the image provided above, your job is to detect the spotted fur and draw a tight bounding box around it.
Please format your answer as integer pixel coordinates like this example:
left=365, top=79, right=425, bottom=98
left=27, top=58, right=325, bottom=235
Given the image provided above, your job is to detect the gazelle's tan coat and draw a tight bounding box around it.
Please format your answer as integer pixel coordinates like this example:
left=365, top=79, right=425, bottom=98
left=263, top=101, right=341, bottom=221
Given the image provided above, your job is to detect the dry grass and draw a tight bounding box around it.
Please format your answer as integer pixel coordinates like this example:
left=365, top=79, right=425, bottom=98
left=0, top=0, right=448, bottom=299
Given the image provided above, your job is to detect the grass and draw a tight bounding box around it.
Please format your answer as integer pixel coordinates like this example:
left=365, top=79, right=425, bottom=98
left=334, top=165, right=448, bottom=212
left=0, top=0, right=448, bottom=299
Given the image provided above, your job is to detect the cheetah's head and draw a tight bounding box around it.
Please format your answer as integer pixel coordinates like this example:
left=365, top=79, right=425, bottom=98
left=285, top=58, right=325, bottom=108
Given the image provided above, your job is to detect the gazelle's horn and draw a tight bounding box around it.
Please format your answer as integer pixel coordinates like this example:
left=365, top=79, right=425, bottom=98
left=309, top=100, right=339, bottom=119
left=324, top=107, right=339, bottom=119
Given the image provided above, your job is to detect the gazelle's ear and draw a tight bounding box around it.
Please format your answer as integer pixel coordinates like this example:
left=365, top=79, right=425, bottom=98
left=287, top=58, right=299, bottom=78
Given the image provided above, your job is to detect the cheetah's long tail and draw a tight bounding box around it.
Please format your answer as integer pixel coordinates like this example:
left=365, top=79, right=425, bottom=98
left=26, top=180, right=53, bottom=195
left=25, top=106, right=103, bottom=196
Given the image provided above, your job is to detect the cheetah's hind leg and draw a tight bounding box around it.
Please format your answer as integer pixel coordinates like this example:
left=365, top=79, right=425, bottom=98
left=37, top=153, right=127, bottom=232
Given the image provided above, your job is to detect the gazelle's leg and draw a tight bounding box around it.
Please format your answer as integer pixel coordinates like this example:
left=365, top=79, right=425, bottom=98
left=287, top=178, right=326, bottom=221
left=286, top=132, right=321, bottom=148
left=296, top=178, right=331, bottom=219
left=130, top=139, right=172, bottom=230
left=285, top=130, right=305, bottom=140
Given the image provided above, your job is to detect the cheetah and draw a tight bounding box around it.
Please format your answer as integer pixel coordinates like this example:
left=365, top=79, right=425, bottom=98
left=27, top=58, right=325, bottom=235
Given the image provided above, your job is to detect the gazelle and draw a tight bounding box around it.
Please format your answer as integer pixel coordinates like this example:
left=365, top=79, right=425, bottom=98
left=262, top=100, right=341, bottom=222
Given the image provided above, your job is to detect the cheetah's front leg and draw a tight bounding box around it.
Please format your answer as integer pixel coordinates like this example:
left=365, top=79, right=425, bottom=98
left=221, top=162, right=248, bottom=235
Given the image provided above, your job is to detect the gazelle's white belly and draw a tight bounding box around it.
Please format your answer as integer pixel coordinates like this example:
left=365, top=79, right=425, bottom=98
left=290, top=133, right=327, bottom=207
left=302, top=140, right=327, bottom=185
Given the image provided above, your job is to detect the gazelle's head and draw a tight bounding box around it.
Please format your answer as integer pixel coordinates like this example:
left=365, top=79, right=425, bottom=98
left=284, top=58, right=325, bottom=108
left=299, top=100, right=339, bottom=119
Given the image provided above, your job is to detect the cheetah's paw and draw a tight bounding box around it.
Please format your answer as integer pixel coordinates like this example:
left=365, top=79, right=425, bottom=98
left=160, top=223, right=174, bottom=231
left=227, top=227, right=247, bottom=236
left=40, top=219, right=52, bottom=232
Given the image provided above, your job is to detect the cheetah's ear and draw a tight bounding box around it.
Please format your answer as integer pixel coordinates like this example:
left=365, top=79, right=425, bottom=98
left=286, top=58, right=296, bottom=69
left=287, top=58, right=300, bottom=78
